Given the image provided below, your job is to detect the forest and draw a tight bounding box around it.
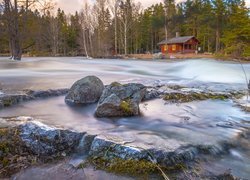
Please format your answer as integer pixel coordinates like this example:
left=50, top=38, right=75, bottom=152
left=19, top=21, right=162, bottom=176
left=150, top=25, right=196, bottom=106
left=0, top=0, right=249, bottom=60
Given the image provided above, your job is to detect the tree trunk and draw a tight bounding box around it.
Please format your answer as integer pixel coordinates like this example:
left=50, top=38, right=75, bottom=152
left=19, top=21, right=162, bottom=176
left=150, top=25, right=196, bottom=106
left=124, top=19, right=127, bottom=55
left=215, top=18, right=220, bottom=53
left=83, top=30, right=89, bottom=58
left=4, top=0, right=22, bottom=60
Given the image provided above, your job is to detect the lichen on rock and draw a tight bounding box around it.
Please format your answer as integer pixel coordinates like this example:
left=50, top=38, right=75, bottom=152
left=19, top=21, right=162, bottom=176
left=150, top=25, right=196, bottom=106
left=95, top=83, right=146, bottom=117
left=163, top=92, right=230, bottom=103
left=65, top=76, right=104, bottom=104
left=0, top=122, right=84, bottom=177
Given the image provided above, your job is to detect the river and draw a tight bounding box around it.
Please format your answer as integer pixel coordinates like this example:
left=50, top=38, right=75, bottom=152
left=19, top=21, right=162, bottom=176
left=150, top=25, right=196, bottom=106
left=0, top=57, right=249, bottom=179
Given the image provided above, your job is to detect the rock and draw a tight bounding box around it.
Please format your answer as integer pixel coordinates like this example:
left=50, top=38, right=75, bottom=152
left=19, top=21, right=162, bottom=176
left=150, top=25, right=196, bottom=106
left=163, top=91, right=230, bottom=103
left=26, top=88, right=69, bottom=98
left=95, top=82, right=146, bottom=117
left=65, top=76, right=104, bottom=104
left=143, top=88, right=162, bottom=101
left=0, top=94, right=33, bottom=108
left=0, top=88, right=69, bottom=109
left=88, top=135, right=225, bottom=167
left=89, top=135, right=148, bottom=161
left=215, top=171, right=239, bottom=180
left=19, top=122, right=84, bottom=157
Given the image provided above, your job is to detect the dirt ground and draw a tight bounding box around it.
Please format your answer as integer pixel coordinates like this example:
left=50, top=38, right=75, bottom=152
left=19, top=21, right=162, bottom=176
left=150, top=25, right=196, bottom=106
left=128, top=53, right=214, bottom=60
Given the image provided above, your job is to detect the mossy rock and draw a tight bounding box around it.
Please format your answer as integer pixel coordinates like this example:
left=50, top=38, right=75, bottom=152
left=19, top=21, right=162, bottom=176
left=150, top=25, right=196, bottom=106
left=88, top=157, right=158, bottom=176
left=110, top=82, right=122, bottom=87
left=0, top=127, right=48, bottom=177
left=163, top=92, right=229, bottom=103
left=120, top=99, right=134, bottom=114
left=86, top=156, right=187, bottom=178
left=2, top=99, right=13, bottom=107
left=0, top=127, right=33, bottom=177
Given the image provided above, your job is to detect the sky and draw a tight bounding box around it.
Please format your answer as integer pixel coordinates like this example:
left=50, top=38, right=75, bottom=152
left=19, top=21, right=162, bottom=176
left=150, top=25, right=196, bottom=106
left=56, top=0, right=159, bottom=14
left=56, top=0, right=250, bottom=14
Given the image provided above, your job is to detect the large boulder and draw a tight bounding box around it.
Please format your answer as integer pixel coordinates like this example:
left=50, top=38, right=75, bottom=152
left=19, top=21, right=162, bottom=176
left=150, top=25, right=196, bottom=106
left=65, top=76, right=104, bottom=104
left=95, top=82, right=146, bottom=117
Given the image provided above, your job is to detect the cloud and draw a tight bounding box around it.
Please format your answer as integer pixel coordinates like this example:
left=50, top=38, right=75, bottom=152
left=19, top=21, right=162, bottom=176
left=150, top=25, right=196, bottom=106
left=56, top=0, right=82, bottom=14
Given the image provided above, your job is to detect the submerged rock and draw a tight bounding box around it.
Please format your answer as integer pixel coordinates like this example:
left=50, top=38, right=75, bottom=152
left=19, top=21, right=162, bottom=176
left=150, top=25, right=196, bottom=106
left=65, top=76, right=104, bottom=104
left=0, top=88, right=69, bottom=109
left=0, top=94, right=33, bottom=108
left=25, top=88, right=69, bottom=98
left=143, top=87, right=162, bottom=101
left=95, top=82, right=146, bottom=117
left=163, top=91, right=231, bottom=103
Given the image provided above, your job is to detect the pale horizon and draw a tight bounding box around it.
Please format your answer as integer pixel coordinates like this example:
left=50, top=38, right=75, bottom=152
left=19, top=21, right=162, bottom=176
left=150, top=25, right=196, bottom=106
left=56, top=0, right=250, bottom=14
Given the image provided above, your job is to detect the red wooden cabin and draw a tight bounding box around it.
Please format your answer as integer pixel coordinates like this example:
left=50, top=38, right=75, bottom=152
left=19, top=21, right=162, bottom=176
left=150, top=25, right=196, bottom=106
left=158, top=35, right=199, bottom=54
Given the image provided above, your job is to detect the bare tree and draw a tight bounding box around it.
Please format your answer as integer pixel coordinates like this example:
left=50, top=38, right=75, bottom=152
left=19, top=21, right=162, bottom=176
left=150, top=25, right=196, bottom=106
left=79, top=1, right=95, bottom=58
left=118, top=0, right=141, bottom=55
left=0, top=0, right=55, bottom=60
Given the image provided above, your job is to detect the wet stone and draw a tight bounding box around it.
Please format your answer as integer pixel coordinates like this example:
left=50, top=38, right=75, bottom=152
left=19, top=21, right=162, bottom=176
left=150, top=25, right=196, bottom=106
left=0, top=88, right=69, bottom=109
left=19, top=122, right=85, bottom=157
left=95, top=83, right=146, bottom=117
left=65, top=76, right=104, bottom=104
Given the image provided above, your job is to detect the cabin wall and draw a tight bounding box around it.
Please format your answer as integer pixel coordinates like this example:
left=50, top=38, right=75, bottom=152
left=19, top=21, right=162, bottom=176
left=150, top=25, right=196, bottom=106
left=160, top=37, right=199, bottom=54
left=161, top=44, right=183, bottom=54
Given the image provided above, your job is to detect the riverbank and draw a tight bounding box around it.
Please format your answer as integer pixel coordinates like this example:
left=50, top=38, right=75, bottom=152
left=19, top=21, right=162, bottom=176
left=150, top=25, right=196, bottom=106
left=126, top=53, right=250, bottom=63
left=1, top=53, right=250, bottom=63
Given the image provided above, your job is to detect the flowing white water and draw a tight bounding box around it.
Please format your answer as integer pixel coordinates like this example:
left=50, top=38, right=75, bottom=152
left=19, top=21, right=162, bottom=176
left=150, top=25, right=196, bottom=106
left=0, top=57, right=249, bottom=91
left=0, top=57, right=250, bottom=178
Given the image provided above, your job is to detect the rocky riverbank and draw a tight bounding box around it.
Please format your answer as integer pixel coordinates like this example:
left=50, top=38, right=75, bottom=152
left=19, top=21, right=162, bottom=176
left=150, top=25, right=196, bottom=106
left=0, top=119, right=247, bottom=179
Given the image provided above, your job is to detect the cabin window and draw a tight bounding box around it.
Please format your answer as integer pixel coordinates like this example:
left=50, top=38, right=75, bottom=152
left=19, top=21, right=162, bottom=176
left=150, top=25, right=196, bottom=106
left=163, top=45, right=168, bottom=51
left=172, top=45, right=176, bottom=51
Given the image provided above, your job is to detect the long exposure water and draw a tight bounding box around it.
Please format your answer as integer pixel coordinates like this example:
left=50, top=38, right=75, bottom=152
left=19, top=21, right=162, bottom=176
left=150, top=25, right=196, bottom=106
left=0, top=57, right=250, bottom=178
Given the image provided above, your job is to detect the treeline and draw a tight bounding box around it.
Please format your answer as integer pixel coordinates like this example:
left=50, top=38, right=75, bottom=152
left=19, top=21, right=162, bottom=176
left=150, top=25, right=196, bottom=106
left=0, top=0, right=249, bottom=60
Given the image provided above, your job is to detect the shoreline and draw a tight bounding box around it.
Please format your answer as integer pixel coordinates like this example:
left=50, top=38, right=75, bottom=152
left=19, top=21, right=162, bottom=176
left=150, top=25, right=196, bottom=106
left=0, top=53, right=250, bottom=63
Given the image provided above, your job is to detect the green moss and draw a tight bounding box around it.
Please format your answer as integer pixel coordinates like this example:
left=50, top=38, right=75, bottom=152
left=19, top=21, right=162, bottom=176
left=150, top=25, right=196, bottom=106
left=87, top=156, right=187, bottom=178
left=0, top=129, right=8, bottom=136
left=108, top=158, right=157, bottom=175
left=0, top=142, right=9, bottom=153
left=0, top=127, right=34, bottom=178
left=163, top=92, right=229, bottom=103
left=90, top=157, right=158, bottom=176
left=168, top=85, right=186, bottom=90
left=0, top=126, right=72, bottom=178
left=111, top=82, right=122, bottom=87
left=120, top=100, right=133, bottom=114
left=2, top=158, right=9, bottom=167
left=2, top=99, right=12, bottom=107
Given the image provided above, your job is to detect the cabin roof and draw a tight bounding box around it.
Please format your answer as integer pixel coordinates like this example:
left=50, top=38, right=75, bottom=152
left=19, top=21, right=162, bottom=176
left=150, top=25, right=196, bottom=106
left=158, top=36, right=196, bottom=45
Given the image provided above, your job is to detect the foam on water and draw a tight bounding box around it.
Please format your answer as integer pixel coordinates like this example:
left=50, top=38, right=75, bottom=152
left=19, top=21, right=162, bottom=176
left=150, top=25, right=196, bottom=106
left=0, top=57, right=249, bottom=91
left=167, top=59, right=250, bottom=84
